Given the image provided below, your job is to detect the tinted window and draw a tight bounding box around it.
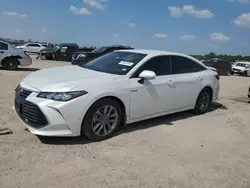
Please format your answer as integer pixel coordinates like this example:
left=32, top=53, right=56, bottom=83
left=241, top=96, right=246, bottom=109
left=203, top=60, right=215, bottom=66
left=27, top=44, right=41, bottom=47
left=171, top=55, right=206, bottom=74
left=67, top=46, right=77, bottom=52
left=0, top=42, right=8, bottom=50
left=60, top=47, right=67, bottom=53
left=81, top=51, right=146, bottom=75
left=133, top=56, right=171, bottom=77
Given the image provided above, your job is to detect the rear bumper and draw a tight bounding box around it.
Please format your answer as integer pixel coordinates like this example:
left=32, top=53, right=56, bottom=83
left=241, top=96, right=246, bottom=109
left=18, top=57, right=32, bottom=66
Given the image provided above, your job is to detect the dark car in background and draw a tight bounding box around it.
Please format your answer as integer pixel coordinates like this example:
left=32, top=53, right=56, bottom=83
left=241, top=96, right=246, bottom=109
left=202, top=59, right=232, bottom=76
left=71, top=45, right=133, bottom=65
left=38, top=43, right=80, bottom=61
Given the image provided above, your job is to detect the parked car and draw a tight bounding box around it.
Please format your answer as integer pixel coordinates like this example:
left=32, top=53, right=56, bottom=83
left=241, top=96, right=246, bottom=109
left=14, top=49, right=219, bottom=141
left=231, top=62, right=250, bottom=76
left=71, top=45, right=133, bottom=65
left=202, top=59, right=232, bottom=76
left=16, top=43, right=46, bottom=53
left=248, top=86, right=250, bottom=98
left=0, top=40, right=32, bottom=70
left=38, top=43, right=80, bottom=61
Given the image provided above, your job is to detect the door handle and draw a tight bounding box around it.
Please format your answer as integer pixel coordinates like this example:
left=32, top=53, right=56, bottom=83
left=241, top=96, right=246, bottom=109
left=197, top=77, right=203, bottom=82
left=168, top=80, right=174, bottom=86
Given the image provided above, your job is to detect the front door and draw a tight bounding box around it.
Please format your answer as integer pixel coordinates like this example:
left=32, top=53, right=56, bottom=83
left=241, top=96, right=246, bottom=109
left=129, top=55, right=176, bottom=119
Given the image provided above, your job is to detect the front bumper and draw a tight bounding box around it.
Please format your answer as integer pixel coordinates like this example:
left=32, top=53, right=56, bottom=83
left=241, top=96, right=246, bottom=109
left=18, top=57, right=32, bottom=66
left=13, top=82, right=94, bottom=137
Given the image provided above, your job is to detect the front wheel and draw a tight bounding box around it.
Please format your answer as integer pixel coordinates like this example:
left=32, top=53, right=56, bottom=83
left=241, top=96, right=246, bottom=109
left=194, top=88, right=212, bottom=115
left=82, top=98, right=123, bottom=141
left=243, top=71, right=248, bottom=77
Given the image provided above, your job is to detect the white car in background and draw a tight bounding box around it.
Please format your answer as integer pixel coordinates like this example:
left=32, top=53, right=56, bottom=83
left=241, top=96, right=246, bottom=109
left=231, top=62, right=250, bottom=76
left=16, top=43, right=47, bottom=53
left=0, top=40, right=32, bottom=70
left=14, top=49, right=220, bottom=141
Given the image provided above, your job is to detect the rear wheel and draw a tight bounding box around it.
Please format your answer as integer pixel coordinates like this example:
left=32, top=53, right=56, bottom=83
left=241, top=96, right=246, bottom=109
left=243, top=71, right=247, bottom=77
left=2, top=57, right=19, bottom=70
left=194, top=88, right=212, bottom=115
left=82, top=98, right=123, bottom=141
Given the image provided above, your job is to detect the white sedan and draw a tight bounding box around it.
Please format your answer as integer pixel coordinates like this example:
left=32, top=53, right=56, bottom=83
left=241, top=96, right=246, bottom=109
left=16, top=43, right=47, bottom=53
left=14, top=49, right=220, bottom=141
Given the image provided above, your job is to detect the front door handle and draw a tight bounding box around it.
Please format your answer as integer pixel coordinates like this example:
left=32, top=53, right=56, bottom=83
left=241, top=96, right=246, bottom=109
left=197, top=77, right=203, bottom=82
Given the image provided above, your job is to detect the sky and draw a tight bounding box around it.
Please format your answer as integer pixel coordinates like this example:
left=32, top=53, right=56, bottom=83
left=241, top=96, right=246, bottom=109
left=0, top=0, right=250, bottom=55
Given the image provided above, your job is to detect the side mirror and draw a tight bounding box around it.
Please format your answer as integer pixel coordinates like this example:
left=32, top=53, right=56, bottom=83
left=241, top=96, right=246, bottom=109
left=139, top=70, right=156, bottom=80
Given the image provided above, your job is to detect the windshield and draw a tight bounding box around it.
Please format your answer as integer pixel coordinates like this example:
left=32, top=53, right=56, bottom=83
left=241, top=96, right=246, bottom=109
left=236, top=63, right=250, bottom=68
left=80, top=51, right=147, bottom=75
left=91, top=47, right=109, bottom=53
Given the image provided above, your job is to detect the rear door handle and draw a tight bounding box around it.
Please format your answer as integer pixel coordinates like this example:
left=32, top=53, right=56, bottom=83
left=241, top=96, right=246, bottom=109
left=168, top=80, right=174, bottom=86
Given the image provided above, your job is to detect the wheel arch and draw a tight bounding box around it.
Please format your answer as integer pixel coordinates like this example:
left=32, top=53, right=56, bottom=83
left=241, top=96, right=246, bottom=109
left=1, top=55, right=22, bottom=65
left=81, top=95, right=127, bottom=130
left=200, top=86, right=213, bottom=101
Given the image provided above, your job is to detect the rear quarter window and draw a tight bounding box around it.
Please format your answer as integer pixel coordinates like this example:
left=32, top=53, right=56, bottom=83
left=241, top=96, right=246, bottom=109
left=0, top=42, right=8, bottom=50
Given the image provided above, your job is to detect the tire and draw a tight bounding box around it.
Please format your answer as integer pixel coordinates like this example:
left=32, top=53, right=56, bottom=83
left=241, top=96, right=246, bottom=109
left=243, top=71, right=247, bottom=77
left=231, top=71, right=234, bottom=75
left=82, top=98, right=123, bottom=141
left=2, top=57, right=19, bottom=70
left=194, top=88, right=212, bottom=115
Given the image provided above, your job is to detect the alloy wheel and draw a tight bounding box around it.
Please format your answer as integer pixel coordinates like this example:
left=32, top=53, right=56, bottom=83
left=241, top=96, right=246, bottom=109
left=198, top=92, right=210, bottom=113
left=92, top=105, right=119, bottom=136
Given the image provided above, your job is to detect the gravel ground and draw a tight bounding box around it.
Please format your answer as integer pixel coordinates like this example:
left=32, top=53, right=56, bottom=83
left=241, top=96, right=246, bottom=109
left=0, top=57, right=250, bottom=188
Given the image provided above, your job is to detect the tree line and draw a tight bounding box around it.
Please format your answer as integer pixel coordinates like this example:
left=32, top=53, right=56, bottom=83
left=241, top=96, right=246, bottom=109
left=191, top=52, right=250, bottom=62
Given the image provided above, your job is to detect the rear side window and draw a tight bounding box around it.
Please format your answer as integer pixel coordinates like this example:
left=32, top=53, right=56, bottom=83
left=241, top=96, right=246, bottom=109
left=0, top=42, right=8, bottom=50
left=27, top=43, right=41, bottom=47
left=133, top=55, right=171, bottom=77
left=170, top=55, right=206, bottom=74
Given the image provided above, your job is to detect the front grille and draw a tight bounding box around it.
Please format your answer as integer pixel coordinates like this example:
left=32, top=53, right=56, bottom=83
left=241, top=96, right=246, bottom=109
left=15, top=87, right=48, bottom=128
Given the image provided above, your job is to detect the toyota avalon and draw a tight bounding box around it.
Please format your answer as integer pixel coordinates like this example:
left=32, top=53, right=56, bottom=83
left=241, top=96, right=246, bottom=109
left=14, top=49, right=220, bottom=141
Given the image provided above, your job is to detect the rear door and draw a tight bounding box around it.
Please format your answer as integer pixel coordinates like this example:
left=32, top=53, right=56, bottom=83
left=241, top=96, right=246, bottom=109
left=170, top=55, right=207, bottom=109
left=0, top=42, right=8, bottom=62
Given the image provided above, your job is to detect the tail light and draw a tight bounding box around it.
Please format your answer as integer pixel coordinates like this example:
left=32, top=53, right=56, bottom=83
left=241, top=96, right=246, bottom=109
left=215, top=74, right=220, bottom=80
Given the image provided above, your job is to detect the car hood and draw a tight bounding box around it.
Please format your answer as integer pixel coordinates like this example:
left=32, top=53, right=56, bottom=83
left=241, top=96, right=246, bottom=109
left=22, top=66, right=116, bottom=92
left=206, top=66, right=217, bottom=72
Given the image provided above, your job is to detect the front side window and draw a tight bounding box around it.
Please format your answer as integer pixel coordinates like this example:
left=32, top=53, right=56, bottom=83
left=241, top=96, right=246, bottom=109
left=133, top=55, right=171, bottom=77
left=81, top=51, right=146, bottom=75
left=0, top=42, right=8, bottom=50
left=60, top=47, right=67, bottom=53
left=27, top=43, right=41, bottom=47
left=170, top=55, right=206, bottom=74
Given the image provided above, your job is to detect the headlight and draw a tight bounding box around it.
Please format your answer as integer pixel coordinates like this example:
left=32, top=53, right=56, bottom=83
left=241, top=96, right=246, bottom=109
left=37, top=91, right=88, bottom=101
left=79, top=54, right=86, bottom=58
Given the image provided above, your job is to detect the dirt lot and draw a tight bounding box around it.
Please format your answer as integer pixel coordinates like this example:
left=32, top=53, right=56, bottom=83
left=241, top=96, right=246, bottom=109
left=0, top=57, right=250, bottom=188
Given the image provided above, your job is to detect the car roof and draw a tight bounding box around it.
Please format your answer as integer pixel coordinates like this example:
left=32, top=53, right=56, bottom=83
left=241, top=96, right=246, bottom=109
left=117, top=49, right=191, bottom=57
left=59, top=43, right=78, bottom=46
